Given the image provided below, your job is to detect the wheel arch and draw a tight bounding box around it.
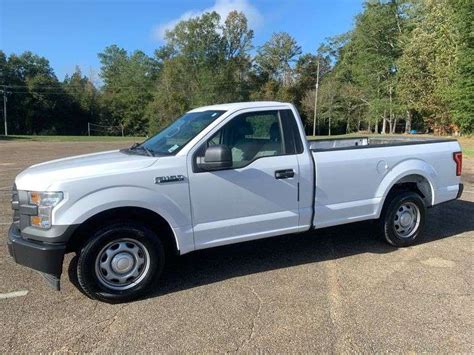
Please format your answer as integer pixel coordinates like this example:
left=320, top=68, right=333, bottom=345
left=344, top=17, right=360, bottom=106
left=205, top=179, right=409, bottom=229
left=66, top=206, right=180, bottom=257
left=376, top=160, right=437, bottom=218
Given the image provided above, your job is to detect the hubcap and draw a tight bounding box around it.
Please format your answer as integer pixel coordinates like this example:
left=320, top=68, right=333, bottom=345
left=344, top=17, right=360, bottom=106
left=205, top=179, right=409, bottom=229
left=95, top=239, right=150, bottom=291
left=111, top=253, right=134, bottom=273
left=399, top=213, right=413, bottom=227
left=394, top=202, right=420, bottom=238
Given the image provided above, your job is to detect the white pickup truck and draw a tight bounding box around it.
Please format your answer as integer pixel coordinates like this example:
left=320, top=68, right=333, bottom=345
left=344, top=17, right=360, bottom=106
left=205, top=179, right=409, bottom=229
left=8, top=101, right=463, bottom=302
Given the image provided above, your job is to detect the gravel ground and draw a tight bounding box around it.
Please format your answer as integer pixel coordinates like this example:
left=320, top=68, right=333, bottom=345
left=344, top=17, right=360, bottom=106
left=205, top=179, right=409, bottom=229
left=0, top=140, right=472, bottom=353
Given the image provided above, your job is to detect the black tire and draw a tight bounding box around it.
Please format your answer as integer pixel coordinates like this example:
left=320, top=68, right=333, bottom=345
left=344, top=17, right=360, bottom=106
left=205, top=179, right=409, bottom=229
left=76, top=222, right=164, bottom=303
left=379, top=191, right=426, bottom=247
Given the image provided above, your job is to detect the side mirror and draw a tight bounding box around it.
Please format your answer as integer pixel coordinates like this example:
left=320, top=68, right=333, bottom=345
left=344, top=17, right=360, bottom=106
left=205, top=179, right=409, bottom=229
left=197, top=145, right=232, bottom=171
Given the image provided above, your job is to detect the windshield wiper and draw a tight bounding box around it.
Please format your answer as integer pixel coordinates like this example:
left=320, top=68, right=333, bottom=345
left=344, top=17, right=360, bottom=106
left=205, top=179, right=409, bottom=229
left=129, top=143, right=155, bottom=157
left=141, top=146, right=155, bottom=157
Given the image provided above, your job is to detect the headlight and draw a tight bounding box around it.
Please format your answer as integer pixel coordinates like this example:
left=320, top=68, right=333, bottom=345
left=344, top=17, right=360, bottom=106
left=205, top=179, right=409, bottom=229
left=28, top=191, right=63, bottom=229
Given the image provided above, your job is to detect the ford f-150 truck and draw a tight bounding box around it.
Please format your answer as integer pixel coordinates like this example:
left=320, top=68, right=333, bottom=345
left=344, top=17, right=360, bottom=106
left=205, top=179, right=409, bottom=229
left=7, top=101, right=463, bottom=302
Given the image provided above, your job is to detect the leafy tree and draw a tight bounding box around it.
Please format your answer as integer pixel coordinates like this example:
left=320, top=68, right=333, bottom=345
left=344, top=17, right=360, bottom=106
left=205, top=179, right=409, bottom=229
left=449, top=0, right=474, bottom=133
left=397, top=0, right=460, bottom=134
left=1, top=2, right=471, bottom=137
left=63, top=66, right=100, bottom=133
left=1, top=51, right=70, bottom=134
left=223, top=11, right=254, bottom=61
left=98, top=45, right=159, bottom=134
left=345, top=0, right=404, bottom=133
left=294, top=53, right=331, bottom=95
left=146, top=10, right=254, bottom=133
left=255, top=32, right=302, bottom=87
left=292, top=53, right=332, bottom=126
left=305, top=1, right=412, bottom=135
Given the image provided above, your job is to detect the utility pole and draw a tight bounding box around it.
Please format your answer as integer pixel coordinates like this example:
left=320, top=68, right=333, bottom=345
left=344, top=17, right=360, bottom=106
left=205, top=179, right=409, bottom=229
left=312, top=59, right=320, bottom=137
left=1, top=86, right=8, bottom=136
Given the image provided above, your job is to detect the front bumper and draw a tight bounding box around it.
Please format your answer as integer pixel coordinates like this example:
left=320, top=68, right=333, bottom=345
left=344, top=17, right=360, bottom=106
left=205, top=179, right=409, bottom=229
left=7, top=223, right=66, bottom=290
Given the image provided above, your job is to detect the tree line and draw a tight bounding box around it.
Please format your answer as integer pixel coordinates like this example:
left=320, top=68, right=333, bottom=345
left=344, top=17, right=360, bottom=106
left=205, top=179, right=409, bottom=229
left=0, top=0, right=472, bottom=137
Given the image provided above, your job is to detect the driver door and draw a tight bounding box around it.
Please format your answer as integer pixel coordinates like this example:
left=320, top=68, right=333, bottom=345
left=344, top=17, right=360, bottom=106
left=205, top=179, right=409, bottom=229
left=188, top=109, right=301, bottom=249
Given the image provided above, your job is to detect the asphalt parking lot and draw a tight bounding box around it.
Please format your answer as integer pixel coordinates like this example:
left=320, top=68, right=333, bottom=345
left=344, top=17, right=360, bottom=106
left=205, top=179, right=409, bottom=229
left=0, top=140, right=473, bottom=352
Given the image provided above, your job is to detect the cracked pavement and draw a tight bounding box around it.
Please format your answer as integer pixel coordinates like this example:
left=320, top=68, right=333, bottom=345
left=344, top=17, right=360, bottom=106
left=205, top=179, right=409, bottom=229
left=0, top=140, right=473, bottom=352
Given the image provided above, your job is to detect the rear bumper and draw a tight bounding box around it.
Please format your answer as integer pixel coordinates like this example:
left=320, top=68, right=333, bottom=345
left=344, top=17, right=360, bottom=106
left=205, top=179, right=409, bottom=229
left=456, top=183, right=464, bottom=199
left=7, top=223, right=66, bottom=289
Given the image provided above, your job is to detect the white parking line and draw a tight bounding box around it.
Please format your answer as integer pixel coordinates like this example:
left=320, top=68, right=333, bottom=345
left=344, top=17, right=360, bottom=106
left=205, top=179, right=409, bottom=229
left=0, top=290, right=28, bottom=299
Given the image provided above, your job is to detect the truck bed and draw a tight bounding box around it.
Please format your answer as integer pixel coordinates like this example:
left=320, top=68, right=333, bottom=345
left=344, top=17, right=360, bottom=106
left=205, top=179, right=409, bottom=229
left=307, top=136, right=461, bottom=229
left=308, top=136, right=456, bottom=152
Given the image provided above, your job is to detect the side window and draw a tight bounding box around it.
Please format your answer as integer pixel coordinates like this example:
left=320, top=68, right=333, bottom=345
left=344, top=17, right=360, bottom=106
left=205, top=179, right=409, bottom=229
left=208, top=111, right=284, bottom=168
left=280, top=109, right=304, bottom=154
left=208, top=130, right=222, bottom=146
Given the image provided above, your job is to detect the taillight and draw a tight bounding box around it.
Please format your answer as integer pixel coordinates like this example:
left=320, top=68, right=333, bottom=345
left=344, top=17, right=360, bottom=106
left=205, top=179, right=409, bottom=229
left=453, top=151, right=462, bottom=176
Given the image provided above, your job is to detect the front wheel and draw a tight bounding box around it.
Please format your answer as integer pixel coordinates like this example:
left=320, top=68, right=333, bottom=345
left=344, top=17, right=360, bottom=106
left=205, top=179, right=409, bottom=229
left=380, top=191, right=426, bottom=247
left=76, top=222, right=164, bottom=303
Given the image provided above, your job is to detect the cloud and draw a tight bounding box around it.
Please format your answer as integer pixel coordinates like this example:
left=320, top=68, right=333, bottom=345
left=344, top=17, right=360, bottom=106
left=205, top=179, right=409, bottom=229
left=151, top=0, right=263, bottom=41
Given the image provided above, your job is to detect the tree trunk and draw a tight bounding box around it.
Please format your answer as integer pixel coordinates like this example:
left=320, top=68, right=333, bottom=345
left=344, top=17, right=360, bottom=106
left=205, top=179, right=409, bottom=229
left=405, top=110, right=412, bottom=133
left=392, top=118, right=397, bottom=133
left=346, top=116, right=350, bottom=134
left=368, top=120, right=372, bottom=133
left=382, top=110, right=387, bottom=134
left=328, top=117, right=332, bottom=136
left=388, top=85, right=393, bottom=134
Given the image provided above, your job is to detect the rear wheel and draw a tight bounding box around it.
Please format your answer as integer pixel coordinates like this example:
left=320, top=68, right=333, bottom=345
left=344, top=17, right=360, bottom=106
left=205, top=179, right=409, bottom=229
left=380, top=191, right=426, bottom=247
left=76, top=222, right=164, bottom=303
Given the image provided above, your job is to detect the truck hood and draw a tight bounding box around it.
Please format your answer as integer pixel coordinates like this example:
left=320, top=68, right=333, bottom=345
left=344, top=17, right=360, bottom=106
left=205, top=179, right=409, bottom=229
left=15, top=150, right=157, bottom=191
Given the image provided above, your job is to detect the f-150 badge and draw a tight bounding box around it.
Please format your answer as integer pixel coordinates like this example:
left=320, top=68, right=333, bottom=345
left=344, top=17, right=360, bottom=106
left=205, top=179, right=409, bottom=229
left=155, top=175, right=185, bottom=184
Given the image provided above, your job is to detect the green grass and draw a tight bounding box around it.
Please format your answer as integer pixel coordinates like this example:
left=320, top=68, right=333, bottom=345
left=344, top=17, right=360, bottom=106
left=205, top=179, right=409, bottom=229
left=0, top=135, right=146, bottom=142
left=462, top=148, right=474, bottom=158
left=452, top=137, right=473, bottom=158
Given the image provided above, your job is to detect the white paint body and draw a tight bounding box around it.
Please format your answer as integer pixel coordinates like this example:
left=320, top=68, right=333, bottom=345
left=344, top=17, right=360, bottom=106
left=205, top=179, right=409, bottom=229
left=14, top=102, right=462, bottom=254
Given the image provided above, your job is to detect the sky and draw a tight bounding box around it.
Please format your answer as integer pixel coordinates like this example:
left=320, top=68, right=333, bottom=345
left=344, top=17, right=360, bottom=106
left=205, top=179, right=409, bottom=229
left=0, top=0, right=363, bottom=81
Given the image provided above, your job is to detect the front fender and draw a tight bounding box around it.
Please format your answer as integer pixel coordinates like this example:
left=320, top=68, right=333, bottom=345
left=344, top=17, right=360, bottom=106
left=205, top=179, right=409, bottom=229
left=56, top=185, right=190, bottom=228
left=375, top=159, right=437, bottom=217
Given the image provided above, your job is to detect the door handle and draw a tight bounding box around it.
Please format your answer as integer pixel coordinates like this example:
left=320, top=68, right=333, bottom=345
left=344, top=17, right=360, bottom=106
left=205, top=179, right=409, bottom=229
left=275, top=169, right=295, bottom=179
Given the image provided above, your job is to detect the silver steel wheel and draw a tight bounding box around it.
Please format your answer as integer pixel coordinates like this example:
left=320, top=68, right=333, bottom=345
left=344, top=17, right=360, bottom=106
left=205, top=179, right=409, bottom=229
left=393, top=202, right=420, bottom=238
left=95, top=238, right=150, bottom=291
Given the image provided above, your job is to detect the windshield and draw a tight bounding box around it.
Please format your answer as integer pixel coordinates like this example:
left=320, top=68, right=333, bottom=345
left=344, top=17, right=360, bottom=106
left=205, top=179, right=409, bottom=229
left=139, top=110, right=225, bottom=156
